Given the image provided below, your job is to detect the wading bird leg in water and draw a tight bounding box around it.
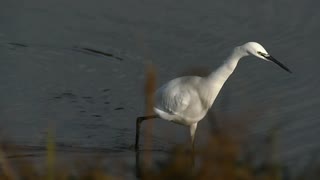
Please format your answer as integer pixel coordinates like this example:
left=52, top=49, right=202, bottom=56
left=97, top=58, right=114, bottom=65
left=190, top=123, right=197, bottom=166
left=190, top=123, right=197, bottom=154
left=135, top=115, right=159, bottom=151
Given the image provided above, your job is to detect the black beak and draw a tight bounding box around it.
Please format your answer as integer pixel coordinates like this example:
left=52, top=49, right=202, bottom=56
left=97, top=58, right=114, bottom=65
left=264, top=55, right=292, bottom=73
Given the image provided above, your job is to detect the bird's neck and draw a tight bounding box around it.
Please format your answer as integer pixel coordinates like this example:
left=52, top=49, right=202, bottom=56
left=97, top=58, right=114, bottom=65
left=207, top=47, right=247, bottom=84
left=190, top=46, right=248, bottom=111
left=200, top=47, right=248, bottom=109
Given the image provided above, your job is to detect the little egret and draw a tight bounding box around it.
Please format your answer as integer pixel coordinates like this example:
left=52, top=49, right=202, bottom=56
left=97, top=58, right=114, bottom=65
left=135, top=42, right=291, bottom=151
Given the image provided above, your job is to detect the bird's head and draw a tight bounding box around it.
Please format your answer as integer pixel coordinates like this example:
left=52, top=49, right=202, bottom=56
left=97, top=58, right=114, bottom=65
left=241, top=42, right=292, bottom=73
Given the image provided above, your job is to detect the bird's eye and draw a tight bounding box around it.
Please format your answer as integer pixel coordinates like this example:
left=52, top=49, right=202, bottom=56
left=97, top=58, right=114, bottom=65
left=257, top=51, right=267, bottom=56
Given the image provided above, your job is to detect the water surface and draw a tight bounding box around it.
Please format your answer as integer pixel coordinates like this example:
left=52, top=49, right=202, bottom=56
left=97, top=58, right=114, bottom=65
left=1, top=0, right=320, bottom=172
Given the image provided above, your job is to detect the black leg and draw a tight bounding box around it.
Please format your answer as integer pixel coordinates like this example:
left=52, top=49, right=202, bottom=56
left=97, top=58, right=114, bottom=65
left=135, top=117, right=143, bottom=151
left=135, top=115, right=159, bottom=151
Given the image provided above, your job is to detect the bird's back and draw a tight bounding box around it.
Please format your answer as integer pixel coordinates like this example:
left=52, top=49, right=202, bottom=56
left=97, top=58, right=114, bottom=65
left=154, top=76, right=210, bottom=125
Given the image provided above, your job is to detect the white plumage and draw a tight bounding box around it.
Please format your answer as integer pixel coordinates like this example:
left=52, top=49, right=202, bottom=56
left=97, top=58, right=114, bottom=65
left=135, top=42, right=291, bottom=151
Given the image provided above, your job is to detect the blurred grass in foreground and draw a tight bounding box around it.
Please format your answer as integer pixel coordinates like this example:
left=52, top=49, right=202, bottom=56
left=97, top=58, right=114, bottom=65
left=0, top=129, right=318, bottom=180
left=0, top=66, right=318, bottom=180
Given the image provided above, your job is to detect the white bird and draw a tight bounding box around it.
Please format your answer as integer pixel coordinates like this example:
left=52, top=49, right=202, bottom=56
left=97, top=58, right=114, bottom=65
left=135, top=42, right=291, bottom=151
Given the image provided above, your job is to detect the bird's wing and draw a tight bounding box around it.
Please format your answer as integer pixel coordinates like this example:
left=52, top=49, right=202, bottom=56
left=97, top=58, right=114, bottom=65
left=157, top=86, right=191, bottom=115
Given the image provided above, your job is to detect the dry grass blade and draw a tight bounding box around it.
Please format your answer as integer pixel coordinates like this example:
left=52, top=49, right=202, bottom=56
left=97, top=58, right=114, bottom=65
left=0, top=147, right=17, bottom=180
left=143, top=63, right=157, bottom=167
left=46, top=128, right=55, bottom=180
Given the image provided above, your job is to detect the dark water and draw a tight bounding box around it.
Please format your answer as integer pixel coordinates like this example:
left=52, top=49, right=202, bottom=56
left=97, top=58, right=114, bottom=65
left=1, top=0, right=320, bottom=173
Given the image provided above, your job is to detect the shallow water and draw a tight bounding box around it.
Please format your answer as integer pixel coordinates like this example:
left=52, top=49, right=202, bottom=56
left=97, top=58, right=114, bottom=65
left=1, top=0, right=320, bottom=173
